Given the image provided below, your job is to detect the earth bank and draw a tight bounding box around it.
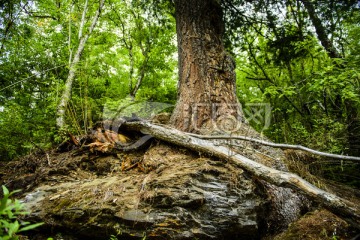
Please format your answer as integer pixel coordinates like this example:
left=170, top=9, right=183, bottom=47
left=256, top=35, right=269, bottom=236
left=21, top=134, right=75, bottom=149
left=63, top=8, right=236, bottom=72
left=0, top=129, right=359, bottom=239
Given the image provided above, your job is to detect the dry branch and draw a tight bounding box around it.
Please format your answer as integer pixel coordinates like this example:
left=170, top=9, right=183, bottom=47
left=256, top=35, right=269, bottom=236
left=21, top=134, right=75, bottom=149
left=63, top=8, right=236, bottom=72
left=187, top=133, right=360, bottom=162
left=123, top=120, right=360, bottom=228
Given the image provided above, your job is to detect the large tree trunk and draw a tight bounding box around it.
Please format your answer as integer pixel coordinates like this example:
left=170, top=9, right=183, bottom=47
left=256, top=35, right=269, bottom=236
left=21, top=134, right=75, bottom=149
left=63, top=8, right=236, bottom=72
left=170, top=0, right=244, bottom=133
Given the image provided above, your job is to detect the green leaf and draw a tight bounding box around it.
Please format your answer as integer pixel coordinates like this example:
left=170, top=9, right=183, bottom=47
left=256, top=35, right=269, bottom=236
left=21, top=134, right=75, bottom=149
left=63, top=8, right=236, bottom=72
left=8, top=220, right=20, bottom=237
left=2, top=186, right=9, bottom=196
left=18, top=222, right=44, bottom=232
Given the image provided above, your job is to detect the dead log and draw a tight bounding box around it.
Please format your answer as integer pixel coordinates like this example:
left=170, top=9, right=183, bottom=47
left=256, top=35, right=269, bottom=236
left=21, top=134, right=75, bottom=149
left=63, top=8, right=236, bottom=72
left=123, top=120, right=360, bottom=228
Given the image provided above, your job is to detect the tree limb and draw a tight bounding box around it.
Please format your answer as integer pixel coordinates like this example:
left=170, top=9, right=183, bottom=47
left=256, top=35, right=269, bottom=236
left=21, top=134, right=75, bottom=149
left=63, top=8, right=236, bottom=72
left=56, top=0, right=105, bottom=128
left=300, top=0, right=341, bottom=58
left=187, top=133, right=360, bottom=162
left=78, top=0, right=88, bottom=40
left=123, top=120, right=360, bottom=228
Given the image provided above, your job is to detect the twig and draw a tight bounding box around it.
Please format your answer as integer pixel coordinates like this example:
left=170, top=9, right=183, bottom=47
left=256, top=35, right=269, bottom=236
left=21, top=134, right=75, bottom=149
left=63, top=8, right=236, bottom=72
left=30, top=140, right=51, bottom=166
left=46, top=153, right=51, bottom=166
left=30, top=140, right=46, bottom=154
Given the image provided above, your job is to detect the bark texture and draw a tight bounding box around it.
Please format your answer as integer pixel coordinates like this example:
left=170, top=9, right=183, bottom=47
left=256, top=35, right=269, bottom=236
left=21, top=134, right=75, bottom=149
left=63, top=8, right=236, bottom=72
left=170, top=0, right=244, bottom=133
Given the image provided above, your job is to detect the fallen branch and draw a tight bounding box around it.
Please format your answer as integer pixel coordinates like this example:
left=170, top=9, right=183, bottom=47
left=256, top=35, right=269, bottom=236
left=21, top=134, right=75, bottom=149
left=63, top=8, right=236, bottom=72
left=123, top=120, right=360, bottom=227
left=186, top=133, right=360, bottom=162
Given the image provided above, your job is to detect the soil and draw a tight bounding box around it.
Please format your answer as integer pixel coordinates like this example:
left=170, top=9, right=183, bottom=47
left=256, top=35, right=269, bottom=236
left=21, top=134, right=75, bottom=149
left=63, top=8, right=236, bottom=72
left=0, top=126, right=359, bottom=239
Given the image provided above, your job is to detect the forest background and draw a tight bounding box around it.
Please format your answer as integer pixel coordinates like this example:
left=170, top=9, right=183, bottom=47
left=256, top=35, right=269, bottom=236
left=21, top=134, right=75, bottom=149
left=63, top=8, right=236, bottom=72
left=0, top=0, right=359, bottom=187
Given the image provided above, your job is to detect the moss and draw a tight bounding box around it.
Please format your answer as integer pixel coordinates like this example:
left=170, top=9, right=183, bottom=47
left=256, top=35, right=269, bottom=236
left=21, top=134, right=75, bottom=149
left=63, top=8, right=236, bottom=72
left=52, top=198, right=74, bottom=212
left=273, top=209, right=357, bottom=240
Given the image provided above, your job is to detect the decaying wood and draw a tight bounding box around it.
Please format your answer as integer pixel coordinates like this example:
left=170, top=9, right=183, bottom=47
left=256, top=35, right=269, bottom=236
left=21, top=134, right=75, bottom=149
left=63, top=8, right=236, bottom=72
left=77, top=126, right=153, bottom=153
left=187, top=133, right=360, bottom=162
left=123, top=120, right=360, bottom=227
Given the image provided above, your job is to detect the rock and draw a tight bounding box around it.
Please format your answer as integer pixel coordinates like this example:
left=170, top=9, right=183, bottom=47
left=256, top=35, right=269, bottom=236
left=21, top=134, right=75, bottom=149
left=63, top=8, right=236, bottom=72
left=1, top=127, right=321, bottom=240
left=19, top=144, right=266, bottom=239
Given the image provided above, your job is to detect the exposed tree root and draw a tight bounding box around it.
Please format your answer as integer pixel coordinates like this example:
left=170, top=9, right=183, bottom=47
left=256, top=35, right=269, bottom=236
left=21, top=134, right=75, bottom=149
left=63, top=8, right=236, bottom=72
left=123, top=120, right=360, bottom=228
left=187, top=133, right=360, bottom=162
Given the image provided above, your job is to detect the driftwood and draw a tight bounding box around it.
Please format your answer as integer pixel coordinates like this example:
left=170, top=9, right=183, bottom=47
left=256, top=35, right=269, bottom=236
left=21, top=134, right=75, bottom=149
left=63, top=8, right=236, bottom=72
left=187, top=133, right=360, bottom=162
left=123, top=120, right=360, bottom=228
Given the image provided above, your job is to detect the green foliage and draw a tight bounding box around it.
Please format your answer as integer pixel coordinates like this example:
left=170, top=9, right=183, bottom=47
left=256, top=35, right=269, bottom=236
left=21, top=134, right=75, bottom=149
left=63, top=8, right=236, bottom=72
left=234, top=0, right=360, bottom=187
left=236, top=0, right=360, bottom=148
left=0, top=0, right=177, bottom=159
left=0, top=101, right=56, bottom=160
left=0, top=0, right=359, bottom=187
left=0, top=186, right=44, bottom=239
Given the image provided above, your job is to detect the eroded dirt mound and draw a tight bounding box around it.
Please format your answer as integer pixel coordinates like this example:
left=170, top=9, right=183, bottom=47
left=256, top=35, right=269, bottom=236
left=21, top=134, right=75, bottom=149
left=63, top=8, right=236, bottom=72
left=0, top=127, right=359, bottom=239
left=1, top=143, right=264, bottom=239
left=273, top=209, right=358, bottom=240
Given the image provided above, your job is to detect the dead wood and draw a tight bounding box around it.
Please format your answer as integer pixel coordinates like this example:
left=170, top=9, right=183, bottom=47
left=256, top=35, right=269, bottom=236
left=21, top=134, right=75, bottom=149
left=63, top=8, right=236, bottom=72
left=187, top=133, right=360, bottom=162
left=123, top=120, right=360, bottom=228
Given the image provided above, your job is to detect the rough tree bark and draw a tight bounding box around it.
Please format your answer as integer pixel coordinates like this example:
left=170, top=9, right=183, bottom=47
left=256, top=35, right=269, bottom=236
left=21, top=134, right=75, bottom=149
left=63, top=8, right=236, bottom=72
left=56, top=0, right=104, bottom=129
left=170, top=0, right=244, bottom=133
